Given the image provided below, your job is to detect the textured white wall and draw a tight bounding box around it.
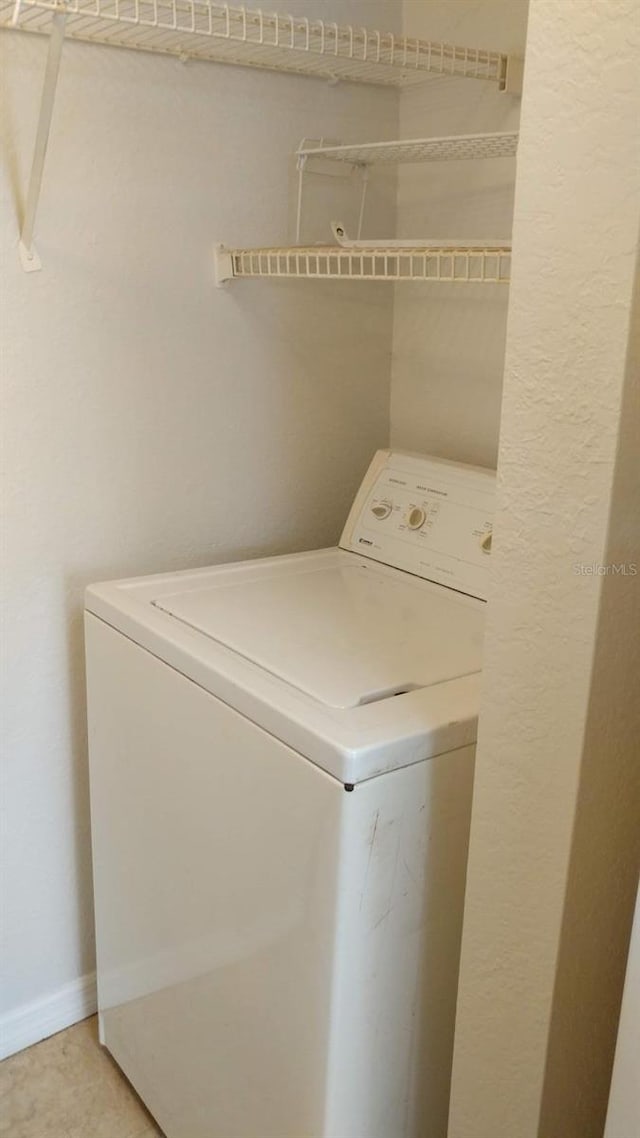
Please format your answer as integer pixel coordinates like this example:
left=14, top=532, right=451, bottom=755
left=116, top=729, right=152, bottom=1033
left=535, top=252, right=640, bottom=1134
left=448, top=0, right=640, bottom=1134
left=391, top=0, right=528, bottom=468
left=0, top=0, right=398, bottom=1045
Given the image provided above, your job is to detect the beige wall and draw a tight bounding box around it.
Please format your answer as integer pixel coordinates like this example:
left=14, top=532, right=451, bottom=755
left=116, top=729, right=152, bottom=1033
left=0, top=0, right=398, bottom=1052
left=448, top=1, right=640, bottom=1134
left=392, top=0, right=529, bottom=468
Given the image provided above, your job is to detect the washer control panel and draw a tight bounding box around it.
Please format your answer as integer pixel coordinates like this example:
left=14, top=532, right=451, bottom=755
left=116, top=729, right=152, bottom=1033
left=340, top=449, right=496, bottom=600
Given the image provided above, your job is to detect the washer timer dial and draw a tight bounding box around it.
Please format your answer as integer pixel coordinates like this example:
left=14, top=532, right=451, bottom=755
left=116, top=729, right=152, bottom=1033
left=371, top=501, right=393, bottom=520
left=407, top=507, right=426, bottom=530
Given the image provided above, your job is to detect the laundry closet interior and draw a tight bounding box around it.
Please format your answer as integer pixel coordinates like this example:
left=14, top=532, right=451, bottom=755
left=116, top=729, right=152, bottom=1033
left=7, top=1, right=639, bottom=1137
left=1, top=0, right=527, bottom=1039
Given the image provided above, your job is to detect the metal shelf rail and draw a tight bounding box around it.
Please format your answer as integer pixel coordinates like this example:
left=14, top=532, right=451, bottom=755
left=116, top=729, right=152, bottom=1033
left=214, top=242, right=512, bottom=285
left=3, top=1, right=514, bottom=87
left=296, top=131, right=519, bottom=167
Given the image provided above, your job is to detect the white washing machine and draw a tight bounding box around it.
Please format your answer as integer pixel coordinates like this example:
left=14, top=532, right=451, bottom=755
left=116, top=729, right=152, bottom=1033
left=85, top=448, right=495, bottom=1138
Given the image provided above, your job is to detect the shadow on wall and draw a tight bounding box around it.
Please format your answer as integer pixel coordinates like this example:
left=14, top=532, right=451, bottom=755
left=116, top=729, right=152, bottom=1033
left=64, top=585, right=96, bottom=981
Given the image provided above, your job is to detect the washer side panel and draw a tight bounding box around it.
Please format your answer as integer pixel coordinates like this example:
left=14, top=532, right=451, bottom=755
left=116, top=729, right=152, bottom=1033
left=326, top=746, right=476, bottom=1138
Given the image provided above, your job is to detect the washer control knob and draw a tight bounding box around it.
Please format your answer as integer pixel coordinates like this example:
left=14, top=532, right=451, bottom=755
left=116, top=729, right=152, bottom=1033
left=481, top=531, right=493, bottom=553
left=371, top=502, right=392, bottom=520
left=407, top=507, right=426, bottom=530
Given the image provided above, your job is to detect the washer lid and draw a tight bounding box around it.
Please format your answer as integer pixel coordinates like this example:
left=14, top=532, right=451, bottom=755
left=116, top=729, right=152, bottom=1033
left=152, top=561, right=484, bottom=710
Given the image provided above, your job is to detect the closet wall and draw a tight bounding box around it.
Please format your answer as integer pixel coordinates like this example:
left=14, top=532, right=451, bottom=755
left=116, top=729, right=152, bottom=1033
left=0, top=0, right=398, bottom=1052
left=448, top=0, right=640, bottom=1127
left=392, top=0, right=529, bottom=468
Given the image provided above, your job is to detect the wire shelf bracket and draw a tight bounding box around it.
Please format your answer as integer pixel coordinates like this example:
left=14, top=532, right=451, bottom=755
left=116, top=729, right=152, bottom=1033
left=214, top=240, right=512, bottom=286
left=14, top=5, right=67, bottom=271
left=214, top=244, right=235, bottom=287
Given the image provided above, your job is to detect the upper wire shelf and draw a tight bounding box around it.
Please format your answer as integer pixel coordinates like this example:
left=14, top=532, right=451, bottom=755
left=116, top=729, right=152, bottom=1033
left=297, top=131, right=519, bottom=167
left=3, top=0, right=512, bottom=88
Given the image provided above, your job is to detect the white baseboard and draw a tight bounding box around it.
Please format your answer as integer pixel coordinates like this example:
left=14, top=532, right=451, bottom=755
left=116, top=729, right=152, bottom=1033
left=0, top=972, right=97, bottom=1061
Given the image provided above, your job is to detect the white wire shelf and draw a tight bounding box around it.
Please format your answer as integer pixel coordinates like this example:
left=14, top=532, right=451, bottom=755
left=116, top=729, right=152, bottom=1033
left=297, top=131, right=519, bottom=167
left=214, top=243, right=512, bottom=285
left=2, top=0, right=512, bottom=88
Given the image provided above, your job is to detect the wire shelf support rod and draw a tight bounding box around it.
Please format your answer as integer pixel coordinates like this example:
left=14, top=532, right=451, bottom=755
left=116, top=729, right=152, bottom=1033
left=14, top=1, right=67, bottom=271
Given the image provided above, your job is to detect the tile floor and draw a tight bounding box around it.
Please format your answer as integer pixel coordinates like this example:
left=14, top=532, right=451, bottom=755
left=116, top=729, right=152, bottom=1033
left=0, top=1016, right=164, bottom=1138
